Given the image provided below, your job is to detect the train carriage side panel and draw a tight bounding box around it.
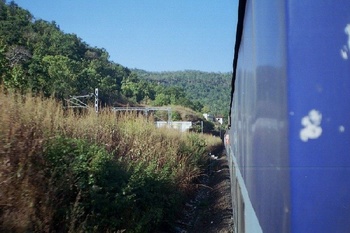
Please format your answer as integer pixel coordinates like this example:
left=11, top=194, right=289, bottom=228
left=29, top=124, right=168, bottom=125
left=230, top=0, right=290, bottom=232
left=287, top=1, right=350, bottom=232
left=229, top=0, right=350, bottom=232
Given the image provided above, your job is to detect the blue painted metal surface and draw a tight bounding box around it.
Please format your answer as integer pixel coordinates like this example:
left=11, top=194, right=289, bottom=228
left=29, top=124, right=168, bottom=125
left=229, top=0, right=350, bottom=232
left=287, top=2, right=350, bottom=232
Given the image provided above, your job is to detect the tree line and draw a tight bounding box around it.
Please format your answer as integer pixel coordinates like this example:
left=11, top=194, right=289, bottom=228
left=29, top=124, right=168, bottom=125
left=133, top=69, right=232, bottom=116
left=0, top=1, right=230, bottom=117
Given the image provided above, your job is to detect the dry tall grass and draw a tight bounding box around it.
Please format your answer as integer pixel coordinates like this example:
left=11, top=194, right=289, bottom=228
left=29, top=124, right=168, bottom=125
left=0, top=89, right=223, bottom=232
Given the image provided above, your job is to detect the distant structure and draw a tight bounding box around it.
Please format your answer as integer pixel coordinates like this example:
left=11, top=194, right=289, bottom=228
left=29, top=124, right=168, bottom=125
left=203, top=113, right=223, bottom=124
left=215, top=116, right=224, bottom=125
left=202, top=113, right=215, bottom=122
left=156, top=121, right=192, bottom=132
left=112, top=107, right=172, bottom=124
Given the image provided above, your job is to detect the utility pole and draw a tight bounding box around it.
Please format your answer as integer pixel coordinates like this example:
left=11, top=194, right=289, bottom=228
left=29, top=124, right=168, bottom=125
left=66, top=88, right=98, bottom=114
left=95, top=88, right=98, bottom=113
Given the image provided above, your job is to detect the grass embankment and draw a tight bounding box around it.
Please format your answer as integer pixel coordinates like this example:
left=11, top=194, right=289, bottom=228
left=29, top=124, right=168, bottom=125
left=0, top=90, right=222, bottom=233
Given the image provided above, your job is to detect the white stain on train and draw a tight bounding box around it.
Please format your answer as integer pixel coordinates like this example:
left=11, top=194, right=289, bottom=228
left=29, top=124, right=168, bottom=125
left=300, top=109, right=322, bottom=142
left=340, top=24, right=350, bottom=60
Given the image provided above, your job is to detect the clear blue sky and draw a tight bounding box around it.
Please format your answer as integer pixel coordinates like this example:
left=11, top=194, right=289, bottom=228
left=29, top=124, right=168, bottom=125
left=14, top=0, right=238, bottom=72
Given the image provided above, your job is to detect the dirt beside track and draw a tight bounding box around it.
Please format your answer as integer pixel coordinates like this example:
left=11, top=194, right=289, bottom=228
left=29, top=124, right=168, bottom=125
left=172, top=152, right=234, bottom=233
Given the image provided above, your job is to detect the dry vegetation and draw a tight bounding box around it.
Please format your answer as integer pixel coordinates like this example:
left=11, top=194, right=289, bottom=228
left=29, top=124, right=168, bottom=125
left=0, top=89, right=223, bottom=233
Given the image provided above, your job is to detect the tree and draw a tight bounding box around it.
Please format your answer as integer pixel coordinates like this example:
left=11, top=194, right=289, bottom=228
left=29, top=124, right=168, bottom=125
left=153, top=93, right=170, bottom=106
left=0, top=1, right=33, bottom=45
left=0, top=39, right=9, bottom=82
left=3, top=64, right=26, bottom=90
left=42, top=55, right=80, bottom=99
left=5, top=45, right=31, bottom=67
left=132, top=69, right=231, bottom=116
left=201, top=105, right=210, bottom=113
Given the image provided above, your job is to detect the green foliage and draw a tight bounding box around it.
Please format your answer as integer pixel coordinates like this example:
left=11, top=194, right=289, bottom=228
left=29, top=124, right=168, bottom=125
left=0, top=91, right=223, bottom=232
left=0, top=1, right=33, bottom=45
left=0, top=2, right=131, bottom=104
left=151, top=85, right=201, bottom=111
left=0, top=2, right=227, bottom=231
left=121, top=74, right=155, bottom=103
left=44, top=136, right=182, bottom=232
left=44, top=136, right=127, bottom=232
left=42, top=55, right=79, bottom=98
left=153, top=92, right=171, bottom=106
left=0, top=2, right=215, bottom=113
left=133, top=69, right=231, bottom=116
left=119, top=164, right=181, bottom=232
left=172, top=111, right=182, bottom=121
left=181, top=134, right=207, bottom=160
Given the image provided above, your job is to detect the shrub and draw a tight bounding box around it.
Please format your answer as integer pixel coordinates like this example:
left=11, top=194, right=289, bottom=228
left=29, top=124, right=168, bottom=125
left=0, top=89, right=222, bottom=232
left=44, top=136, right=183, bottom=232
left=43, top=136, right=128, bottom=232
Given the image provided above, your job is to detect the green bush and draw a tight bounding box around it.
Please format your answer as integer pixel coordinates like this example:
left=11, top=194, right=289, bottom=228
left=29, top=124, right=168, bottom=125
left=118, top=163, right=182, bottom=232
left=179, top=134, right=207, bottom=164
left=44, top=136, right=183, bottom=233
left=0, top=91, right=223, bottom=232
left=44, top=136, right=128, bottom=232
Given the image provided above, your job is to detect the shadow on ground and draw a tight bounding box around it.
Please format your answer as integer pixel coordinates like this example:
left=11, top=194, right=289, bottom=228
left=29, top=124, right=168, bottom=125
left=171, top=152, right=234, bottom=233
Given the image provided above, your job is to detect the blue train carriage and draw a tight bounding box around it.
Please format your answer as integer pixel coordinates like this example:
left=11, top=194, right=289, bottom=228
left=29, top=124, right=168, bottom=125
left=227, top=0, right=350, bottom=232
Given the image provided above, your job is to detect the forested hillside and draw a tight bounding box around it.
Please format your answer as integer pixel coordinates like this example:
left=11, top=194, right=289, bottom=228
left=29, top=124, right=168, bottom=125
left=0, top=78, right=224, bottom=233
left=0, top=1, right=203, bottom=112
left=0, top=2, right=228, bottom=231
left=0, top=1, right=133, bottom=105
left=133, top=69, right=231, bottom=116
